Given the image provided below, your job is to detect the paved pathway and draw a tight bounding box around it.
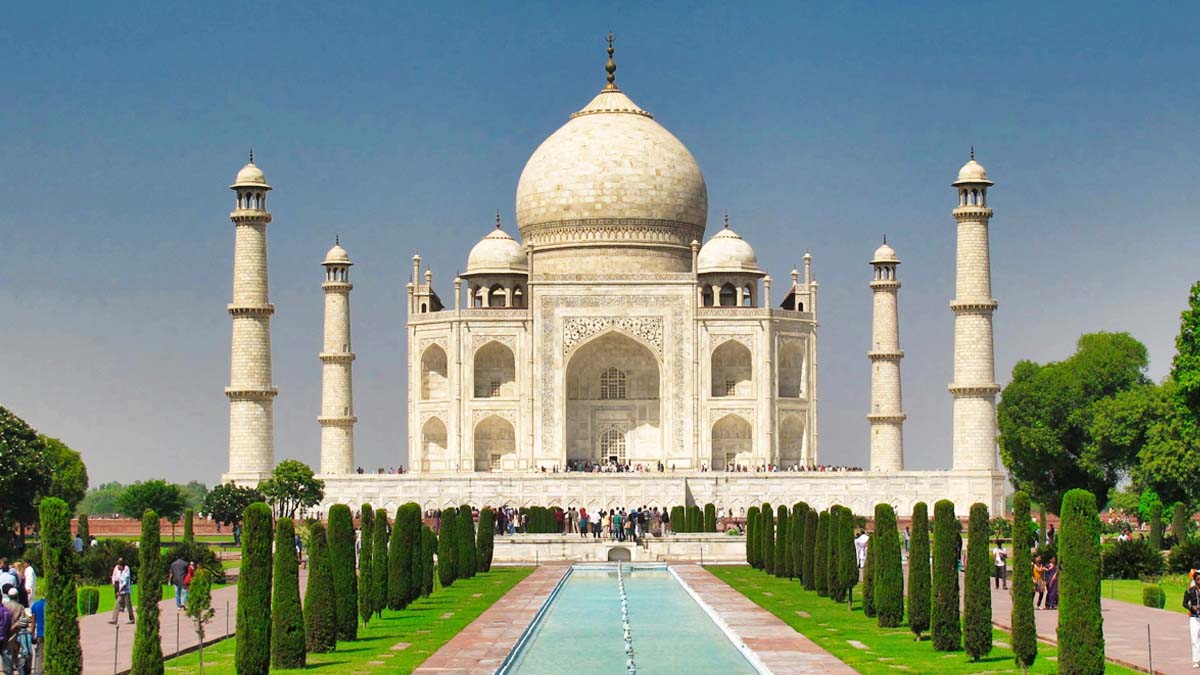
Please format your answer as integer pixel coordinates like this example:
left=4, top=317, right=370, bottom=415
left=989, top=583, right=1190, bottom=675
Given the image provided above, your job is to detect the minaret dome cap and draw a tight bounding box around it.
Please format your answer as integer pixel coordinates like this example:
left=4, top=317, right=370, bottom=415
left=871, top=242, right=899, bottom=264
left=231, top=161, right=271, bottom=190
left=952, top=155, right=993, bottom=187
left=697, top=223, right=761, bottom=275
left=322, top=243, right=352, bottom=266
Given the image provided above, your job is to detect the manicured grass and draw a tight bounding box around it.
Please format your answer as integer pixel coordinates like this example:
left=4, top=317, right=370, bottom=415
left=1103, top=574, right=1188, bottom=613
left=162, top=566, right=533, bottom=674
left=706, top=565, right=1144, bottom=675
left=78, top=583, right=228, bottom=615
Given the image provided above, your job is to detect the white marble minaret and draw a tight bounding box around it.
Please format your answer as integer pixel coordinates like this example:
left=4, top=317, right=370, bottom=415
left=319, top=239, right=356, bottom=474
left=949, top=150, right=1000, bottom=471
left=224, top=153, right=277, bottom=483
left=868, top=238, right=905, bottom=471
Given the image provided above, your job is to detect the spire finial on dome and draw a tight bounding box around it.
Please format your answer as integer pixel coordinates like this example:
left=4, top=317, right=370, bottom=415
left=723, top=209, right=729, bottom=229
left=496, top=210, right=502, bottom=229
left=882, top=233, right=887, bottom=244
left=249, top=147, right=254, bottom=164
left=969, top=145, right=975, bottom=160
left=335, top=234, right=340, bottom=246
left=604, top=32, right=618, bottom=90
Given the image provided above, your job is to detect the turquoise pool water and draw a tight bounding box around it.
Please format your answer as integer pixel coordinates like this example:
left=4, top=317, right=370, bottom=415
left=500, top=565, right=759, bottom=675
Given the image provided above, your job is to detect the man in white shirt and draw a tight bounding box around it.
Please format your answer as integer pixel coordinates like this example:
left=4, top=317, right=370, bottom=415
left=22, top=560, right=36, bottom=603
left=854, top=531, right=870, bottom=569
left=991, top=540, right=1008, bottom=590
left=109, top=559, right=134, bottom=624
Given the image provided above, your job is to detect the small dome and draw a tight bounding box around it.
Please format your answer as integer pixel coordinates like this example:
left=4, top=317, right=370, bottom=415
left=698, top=225, right=760, bottom=275
left=465, top=226, right=527, bottom=276
left=953, top=157, right=993, bottom=186
left=230, top=161, right=271, bottom=190
left=871, top=242, right=898, bottom=264
left=323, top=243, right=351, bottom=265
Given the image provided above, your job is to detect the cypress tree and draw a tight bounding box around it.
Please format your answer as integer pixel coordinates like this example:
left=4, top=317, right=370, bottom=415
left=704, top=503, right=717, bottom=532
left=814, top=510, right=830, bottom=596
left=406, top=504, right=424, bottom=599
left=746, top=507, right=759, bottom=567
left=862, top=528, right=876, bottom=618
left=477, top=508, right=495, bottom=572
left=77, top=512, right=90, bottom=544
left=964, top=503, right=992, bottom=660
left=670, top=505, right=686, bottom=535
left=1011, top=491, right=1038, bottom=673
left=684, top=505, right=699, bottom=533
left=827, top=507, right=843, bottom=601
left=1173, top=502, right=1190, bottom=544
left=328, top=505, right=358, bottom=641
left=421, top=526, right=436, bottom=597
left=437, top=507, right=458, bottom=587
left=371, top=508, right=388, bottom=616
left=775, top=504, right=790, bottom=578
left=304, top=522, right=337, bottom=653
left=791, top=502, right=807, bottom=583
left=803, top=508, right=818, bottom=590
left=1150, top=502, right=1163, bottom=550
left=875, top=503, right=904, bottom=627
left=182, top=508, right=194, bottom=544
left=40, top=497, right=82, bottom=675
left=270, top=518, right=305, bottom=668
left=236, top=502, right=273, bottom=675
left=387, top=507, right=405, bottom=609
left=761, top=502, right=775, bottom=575
left=358, top=504, right=374, bottom=625
left=131, top=509, right=164, bottom=675
left=908, top=501, right=931, bottom=640
left=1057, top=488, right=1104, bottom=675
left=457, top=505, right=476, bottom=580
left=931, top=499, right=961, bottom=651
left=836, top=507, right=858, bottom=604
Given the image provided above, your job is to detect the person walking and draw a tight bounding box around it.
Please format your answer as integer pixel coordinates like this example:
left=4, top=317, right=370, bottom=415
left=1033, top=559, right=1046, bottom=609
left=20, top=561, right=34, bottom=610
left=1042, top=557, right=1059, bottom=610
left=28, top=597, right=43, bottom=675
left=855, top=530, right=870, bottom=569
left=991, top=539, right=1008, bottom=590
left=1185, top=570, right=1200, bottom=668
left=169, top=556, right=189, bottom=609
left=109, top=559, right=134, bottom=624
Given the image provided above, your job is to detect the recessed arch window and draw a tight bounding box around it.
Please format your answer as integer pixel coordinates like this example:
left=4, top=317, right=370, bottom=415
left=599, top=367, right=627, bottom=400
left=600, top=428, right=626, bottom=464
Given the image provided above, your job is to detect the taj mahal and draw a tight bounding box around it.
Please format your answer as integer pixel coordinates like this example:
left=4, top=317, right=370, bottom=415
left=220, top=40, right=1006, bottom=518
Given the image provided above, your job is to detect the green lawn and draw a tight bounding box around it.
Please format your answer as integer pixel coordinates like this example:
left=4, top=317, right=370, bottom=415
left=79, top=582, right=228, bottom=615
left=162, top=567, right=533, bottom=674
left=706, top=565, right=1143, bottom=675
left=1103, top=574, right=1188, bottom=613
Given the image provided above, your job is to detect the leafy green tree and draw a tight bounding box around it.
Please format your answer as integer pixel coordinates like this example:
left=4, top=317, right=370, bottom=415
left=908, top=501, right=931, bottom=640
left=803, top=509, right=818, bottom=590
left=1150, top=502, right=1164, bottom=551
left=328, top=505, right=358, bottom=641
left=182, top=508, right=194, bottom=543
left=814, top=510, right=830, bottom=596
left=775, top=504, right=790, bottom=578
left=437, top=508, right=458, bottom=587
left=119, top=480, right=186, bottom=525
left=964, top=503, right=992, bottom=661
left=39, top=435, right=89, bottom=513
left=760, top=502, right=774, bottom=575
left=421, top=526, right=436, bottom=597
left=477, top=508, right=495, bottom=572
left=77, top=481, right=124, bottom=516
left=371, top=508, right=388, bottom=616
left=179, top=481, right=208, bottom=511
left=1057, top=489, right=1104, bottom=675
left=790, top=502, right=806, bottom=582
left=40, top=497, right=82, bottom=675
left=358, top=505, right=374, bottom=625
left=236, top=502, right=273, bottom=675
left=1173, top=502, right=1192, bottom=543
left=874, top=504, right=903, bottom=627
left=862, top=527, right=876, bottom=618
left=304, top=522, right=337, bottom=653
left=131, top=509, right=164, bottom=675
left=185, top=568, right=216, bottom=672
left=931, top=500, right=961, bottom=651
left=260, top=460, right=325, bottom=519
left=270, top=518, right=306, bottom=668
left=1172, top=280, right=1200, bottom=414
left=746, top=506, right=759, bottom=568
left=998, top=332, right=1152, bottom=511
left=77, top=513, right=89, bottom=543
left=202, top=482, right=264, bottom=527
left=0, top=407, right=52, bottom=538
left=1011, top=492, right=1038, bottom=673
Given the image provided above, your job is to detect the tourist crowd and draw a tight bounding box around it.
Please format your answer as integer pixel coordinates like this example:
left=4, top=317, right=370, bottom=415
left=0, top=557, right=41, bottom=675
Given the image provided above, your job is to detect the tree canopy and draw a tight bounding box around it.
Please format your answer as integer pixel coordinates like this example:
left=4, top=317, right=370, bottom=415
left=118, top=479, right=187, bottom=523
left=260, top=460, right=325, bottom=519
left=0, top=407, right=53, bottom=529
left=998, top=332, right=1152, bottom=511
left=39, top=435, right=89, bottom=512
left=203, top=482, right=265, bottom=526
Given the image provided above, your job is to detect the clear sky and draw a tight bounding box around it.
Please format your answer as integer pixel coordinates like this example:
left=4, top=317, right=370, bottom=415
left=2, top=3, right=1196, bottom=486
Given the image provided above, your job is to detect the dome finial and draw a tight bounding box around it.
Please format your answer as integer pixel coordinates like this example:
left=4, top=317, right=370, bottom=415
left=496, top=210, right=502, bottom=229
left=969, top=145, right=975, bottom=160
left=605, top=32, right=618, bottom=90
left=249, top=147, right=254, bottom=164
left=723, top=209, right=729, bottom=229
left=882, top=233, right=887, bottom=244
left=335, top=234, right=340, bottom=246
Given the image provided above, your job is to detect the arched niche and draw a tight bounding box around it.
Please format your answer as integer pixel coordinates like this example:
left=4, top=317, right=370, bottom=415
left=778, top=340, right=804, bottom=398
left=420, top=344, right=448, bottom=400
left=473, top=341, right=516, bottom=398
left=711, top=413, right=752, bottom=469
left=474, top=415, right=515, bottom=472
left=421, top=417, right=447, bottom=472
left=564, top=331, right=661, bottom=465
left=711, top=340, right=752, bottom=398
left=779, top=414, right=805, bottom=468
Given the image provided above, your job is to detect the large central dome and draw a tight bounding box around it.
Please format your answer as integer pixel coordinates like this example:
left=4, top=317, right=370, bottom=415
left=515, top=55, right=708, bottom=274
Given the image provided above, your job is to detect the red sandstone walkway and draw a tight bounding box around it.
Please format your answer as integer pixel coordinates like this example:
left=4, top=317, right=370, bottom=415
left=989, top=583, right=1191, bottom=675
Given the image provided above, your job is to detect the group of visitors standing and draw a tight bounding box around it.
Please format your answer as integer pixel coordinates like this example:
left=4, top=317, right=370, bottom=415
left=566, top=506, right=665, bottom=541
left=0, top=558, right=41, bottom=675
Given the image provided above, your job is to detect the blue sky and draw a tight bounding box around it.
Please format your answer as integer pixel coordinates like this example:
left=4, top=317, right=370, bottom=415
left=2, top=3, right=1196, bottom=485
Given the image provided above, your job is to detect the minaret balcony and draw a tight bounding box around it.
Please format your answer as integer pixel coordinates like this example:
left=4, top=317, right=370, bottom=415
left=319, top=352, right=356, bottom=363
left=225, top=386, right=279, bottom=400
left=951, top=206, right=993, bottom=221
left=867, top=350, right=904, bottom=361
left=230, top=210, right=273, bottom=224
left=949, top=300, right=998, bottom=313
left=318, top=415, right=357, bottom=425
left=867, top=413, right=907, bottom=423
left=947, top=383, right=1001, bottom=396
left=228, top=304, right=275, bottom=316
left=869, top=280, right=901, bottom=290
left=322, top=281, right=353, bottom=292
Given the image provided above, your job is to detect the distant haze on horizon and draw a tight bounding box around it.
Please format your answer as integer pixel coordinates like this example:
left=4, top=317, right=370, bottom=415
left=1, top=3, right=1196, bottom=486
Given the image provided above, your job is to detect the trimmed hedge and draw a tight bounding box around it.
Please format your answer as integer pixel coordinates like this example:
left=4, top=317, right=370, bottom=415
left=387, top=506, right=406, bottom=610
left=704, top=503, right=717, bottom=533
left=964, top=503, right=992, bottom=661
left=477, top=508, right=495, bottom=573
left=132, top=509, right=164, bottom=675
left=802, top=508, right=818, bottom=591
left=791, top=502, right=807, bottom=583
left=775, top=504, right=790, bottom=578
left=1011, top=492, right=1038, bottom=672
left=304, top=522, right=337, bottom=653
left=183, top=508, right=194, bottom=544
left=457, top=505, right=477, bottom=580
left=41, top=497, right=82, bottom=675
left=371, top=508, right=389, bottom=617
left=78, top=587, right=100, bottom=615
left=861, top=527, right=876, bottom=618
left=1173, top=502, right=1190, bottom=544
left=1142, top=584, right=1166, bottom=609
left=670, top=506, right=686, bottom=536
left=327, top=505, right=358, bottom=641
left=761, top=503, right=775, bottom=575
left=236, top=502, right=274, bottom=675
left=407, top=504, right=425, bottom=599
left=874, top=503, right=903, bottom=628
left=814, top=510, right=829, bottom=596
left=834, top=506, right=857, bottom=604
left=421, top=526, right=436, bottom=597
left=908, top=501, right=931, bottom=639
left=437, top=507, right=457, bottom=587
left=1150, top=502, right=1163, bottom=551
left=1057, top=488, right=1104, bottom=675
left=746, top=507, right=759, bottom=567
left=688, top=505, right=703, bottom=534
left=270, top=518, right=306, bottom=669
left=931, top=500, right=961, bottom=651
left=358, top=504, right=374, bottom=625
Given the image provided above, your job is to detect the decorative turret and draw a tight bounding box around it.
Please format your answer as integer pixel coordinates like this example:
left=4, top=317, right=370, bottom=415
left=697, top=211, right=764, bottom=307
left=461, top=212, right=528, bottom=308
left=224, top=151, right=277, bottom=484
left=949, top=149, right=1000, bottom=472
left=318, top=238, right=356, bottom=474
left=868, top=238, right=905, bottom=471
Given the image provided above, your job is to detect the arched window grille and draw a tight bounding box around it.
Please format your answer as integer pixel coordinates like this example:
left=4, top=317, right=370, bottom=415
left=599, top=367, right=627, bottom=400
left=600, top=428, right=626, bottom=463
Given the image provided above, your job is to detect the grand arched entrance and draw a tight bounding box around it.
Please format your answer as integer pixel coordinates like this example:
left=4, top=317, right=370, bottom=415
left=565, top=332, right=661, bottom=466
